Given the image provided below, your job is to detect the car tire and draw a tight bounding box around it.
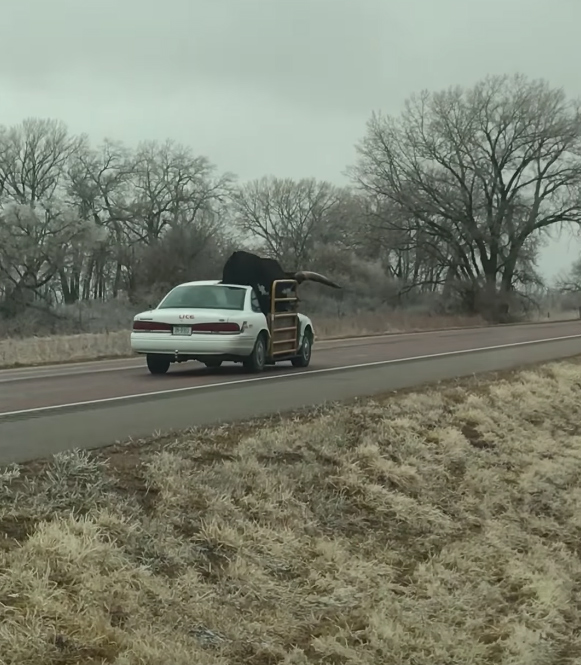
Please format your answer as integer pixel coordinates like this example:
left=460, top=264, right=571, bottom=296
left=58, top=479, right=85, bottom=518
left=146, top=353, right=171, bottom=375
left=243, top=333, right=267, bottom=373
left=203, top=359, right=223, bottom=369
left=291, top=329, right=312, bottom=368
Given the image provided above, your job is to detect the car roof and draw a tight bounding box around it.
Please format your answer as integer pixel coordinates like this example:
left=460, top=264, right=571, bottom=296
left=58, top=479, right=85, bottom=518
left=172, top=280, right=250, bottom=289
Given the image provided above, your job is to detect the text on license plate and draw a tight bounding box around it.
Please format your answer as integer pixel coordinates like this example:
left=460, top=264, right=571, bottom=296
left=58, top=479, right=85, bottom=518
left=172, top=325, right=192, bottom=336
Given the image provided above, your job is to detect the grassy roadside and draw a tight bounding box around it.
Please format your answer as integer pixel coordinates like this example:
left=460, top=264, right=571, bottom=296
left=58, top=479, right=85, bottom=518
left=2, top=358, right=581, bottom=663
left=1, top=309, right=578, bottom=370
left=0, top=312, right=488, bottom=370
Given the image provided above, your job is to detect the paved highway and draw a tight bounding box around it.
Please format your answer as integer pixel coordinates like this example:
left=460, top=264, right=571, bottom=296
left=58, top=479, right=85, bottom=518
left=1, top=320, right=581, bottom=465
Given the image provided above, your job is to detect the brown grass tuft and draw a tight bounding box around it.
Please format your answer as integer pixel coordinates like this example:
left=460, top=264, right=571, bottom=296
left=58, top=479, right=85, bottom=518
left=2, top=360, right=581, bottom=662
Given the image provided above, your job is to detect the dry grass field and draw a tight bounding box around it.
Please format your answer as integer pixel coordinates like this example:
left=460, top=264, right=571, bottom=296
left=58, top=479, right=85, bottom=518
left=2, top=358, right=581, bottom=663
left=1, top=308, right=577, bottom=371
left=0, top=311, right=487, bottom=369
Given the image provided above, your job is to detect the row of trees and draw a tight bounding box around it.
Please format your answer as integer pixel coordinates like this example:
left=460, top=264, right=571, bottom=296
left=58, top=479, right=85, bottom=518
left=1, top=72, right=581, bottom=329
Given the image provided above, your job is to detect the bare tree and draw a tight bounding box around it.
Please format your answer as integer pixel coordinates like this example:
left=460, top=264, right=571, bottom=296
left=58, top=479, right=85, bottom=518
left=556, top=255, right=581, bottom=293
left=0, top=202, right=94, bottom=314
left=230, top=176, right=343, bottom=267
left=132, top=225, right=231, bottom=301
left=0, top=118, right=86, bottom=205
left=67, top=139, right=235, bottom=300
left=66, top=139, right=134, bottom=300
left=127, top=140, right=235, bottom=244
left=0, top=119, right=91, bottom=313
left=349, top=73, right=581, bottom=316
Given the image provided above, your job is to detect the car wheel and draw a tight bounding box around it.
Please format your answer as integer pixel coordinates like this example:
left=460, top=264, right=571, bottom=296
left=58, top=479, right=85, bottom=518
left=291, top=329, right=312, bottom=368
left=243, top=333, right=267, bottom=373
left=146, top=353, right=171, bottom=375
left=203, top=359, right=223, bottom=369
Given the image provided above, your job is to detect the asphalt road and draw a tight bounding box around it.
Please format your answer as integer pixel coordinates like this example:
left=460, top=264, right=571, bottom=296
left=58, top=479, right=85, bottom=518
left=1, top=320, right=581, bottom=465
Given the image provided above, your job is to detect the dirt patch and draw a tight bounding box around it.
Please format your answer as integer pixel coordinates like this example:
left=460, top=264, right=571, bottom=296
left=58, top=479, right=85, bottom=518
left=461, top=420, right=495, bottom=449
left=0, top=515, right=38, bottom=551
left=106, top=449, right=160, bottom=513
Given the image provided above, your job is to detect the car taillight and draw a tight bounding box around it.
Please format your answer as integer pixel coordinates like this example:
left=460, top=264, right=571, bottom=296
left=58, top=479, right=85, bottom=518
left=133, top=320, right=172, bottom=332
left=191, top=322, right=241, bottom=333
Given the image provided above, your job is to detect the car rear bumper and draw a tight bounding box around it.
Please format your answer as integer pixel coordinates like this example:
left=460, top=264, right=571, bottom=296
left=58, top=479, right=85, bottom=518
left=130, top=332, right=257, bottom=357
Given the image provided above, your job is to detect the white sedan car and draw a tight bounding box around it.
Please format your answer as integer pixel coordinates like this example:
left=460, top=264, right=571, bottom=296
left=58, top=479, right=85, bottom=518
left=131, top=280, right=315, bottom=375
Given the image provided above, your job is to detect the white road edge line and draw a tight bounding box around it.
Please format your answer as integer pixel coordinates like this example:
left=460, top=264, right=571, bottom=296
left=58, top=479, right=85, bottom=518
left=0, top=321, right=573, bottom=378
left=2, top=333, right=580, bottom=419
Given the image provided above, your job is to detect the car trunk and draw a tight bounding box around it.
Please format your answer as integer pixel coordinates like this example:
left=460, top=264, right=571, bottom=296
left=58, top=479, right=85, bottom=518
left=133, top=308, right=242, bottom=336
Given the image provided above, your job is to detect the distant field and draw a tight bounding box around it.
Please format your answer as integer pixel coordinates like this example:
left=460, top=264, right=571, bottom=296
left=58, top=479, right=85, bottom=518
left=0, top=310, right=490, bottom=368
left=2, top=358, right=581, bottom=663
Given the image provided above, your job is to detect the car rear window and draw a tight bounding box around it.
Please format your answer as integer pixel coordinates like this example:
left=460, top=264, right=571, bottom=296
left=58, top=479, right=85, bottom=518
left=158, top=285, right=247, bottom=310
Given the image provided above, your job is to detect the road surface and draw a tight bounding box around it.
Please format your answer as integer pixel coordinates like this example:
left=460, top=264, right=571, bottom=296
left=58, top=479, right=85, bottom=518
left=1, top=320, right=581, bottom=465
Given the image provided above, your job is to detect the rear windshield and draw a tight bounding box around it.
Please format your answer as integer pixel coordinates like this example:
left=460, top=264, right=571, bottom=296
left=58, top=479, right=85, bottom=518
left=158, top=285, right=247, bottom=310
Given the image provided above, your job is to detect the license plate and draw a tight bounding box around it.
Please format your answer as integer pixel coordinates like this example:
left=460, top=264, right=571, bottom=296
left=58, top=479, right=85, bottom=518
left=172, top=325, right=192, bottom=336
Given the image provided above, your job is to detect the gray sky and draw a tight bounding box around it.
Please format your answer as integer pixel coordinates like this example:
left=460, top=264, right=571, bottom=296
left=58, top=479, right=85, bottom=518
left=0, top=0, right=578, bottom=280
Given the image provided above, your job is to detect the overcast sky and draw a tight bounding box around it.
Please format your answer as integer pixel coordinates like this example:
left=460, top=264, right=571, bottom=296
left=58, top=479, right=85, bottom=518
left=0, top=0, right=578, bottom=279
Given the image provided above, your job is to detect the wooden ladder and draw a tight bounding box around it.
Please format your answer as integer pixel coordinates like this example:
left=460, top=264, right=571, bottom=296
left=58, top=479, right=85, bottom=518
left=268, top=279, right=299, bottom=357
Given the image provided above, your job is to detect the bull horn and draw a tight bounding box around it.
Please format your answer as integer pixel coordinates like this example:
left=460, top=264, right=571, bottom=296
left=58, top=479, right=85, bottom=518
left=293, top=270, right=341, bottom=289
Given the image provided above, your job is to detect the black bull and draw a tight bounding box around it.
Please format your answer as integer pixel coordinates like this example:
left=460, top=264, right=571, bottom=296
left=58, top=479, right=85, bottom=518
left=221, top=250, right=341, bottom=315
